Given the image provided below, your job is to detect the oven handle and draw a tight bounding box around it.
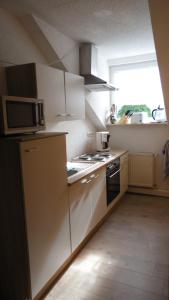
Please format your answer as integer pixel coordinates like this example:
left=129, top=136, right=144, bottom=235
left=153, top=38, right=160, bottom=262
left=107, top=168, right=120, bottom=179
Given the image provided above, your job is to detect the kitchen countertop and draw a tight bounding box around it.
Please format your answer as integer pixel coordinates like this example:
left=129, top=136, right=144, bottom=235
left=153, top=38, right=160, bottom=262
left=0, top=132, right=68, bottom=142
left=67, top=149, right=128, bottom=185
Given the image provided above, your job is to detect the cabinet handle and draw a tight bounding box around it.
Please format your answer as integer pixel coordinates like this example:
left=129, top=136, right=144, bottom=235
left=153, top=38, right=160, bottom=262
left=90, top=174, right=99, bottom=179
left=81, top=178, right=92, bottom=184
left=56, top=114, right=66, bottom=117
left=81, top=178, right=88, bottom=184
left=86, top=179, right=92, bottom=184
left=24, top=147, right=39, bottom=153
left=66, top=113, right=76, bottom=117
left=108, top=169, right=121, bottom=179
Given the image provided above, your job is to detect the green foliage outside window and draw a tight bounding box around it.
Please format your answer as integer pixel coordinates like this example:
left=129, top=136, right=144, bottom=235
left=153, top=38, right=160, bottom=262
left=117, top=104, right=151, bottom=118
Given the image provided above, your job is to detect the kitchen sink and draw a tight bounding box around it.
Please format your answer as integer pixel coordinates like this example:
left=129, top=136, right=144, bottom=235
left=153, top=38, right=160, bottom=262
left=67, top=161, right=97, bottom=177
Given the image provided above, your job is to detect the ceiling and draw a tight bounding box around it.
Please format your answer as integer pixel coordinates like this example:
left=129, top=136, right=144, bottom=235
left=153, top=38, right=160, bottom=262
left=0, top=0, right=155, bottom=60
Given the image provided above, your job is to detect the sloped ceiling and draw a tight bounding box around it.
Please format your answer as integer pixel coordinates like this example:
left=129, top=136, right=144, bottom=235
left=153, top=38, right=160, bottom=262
left=0, top=0, right=155, bottom=60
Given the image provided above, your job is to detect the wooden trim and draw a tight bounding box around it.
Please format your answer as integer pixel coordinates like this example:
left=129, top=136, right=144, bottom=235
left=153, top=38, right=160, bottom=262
left=35, top=195, right=124, bottom=300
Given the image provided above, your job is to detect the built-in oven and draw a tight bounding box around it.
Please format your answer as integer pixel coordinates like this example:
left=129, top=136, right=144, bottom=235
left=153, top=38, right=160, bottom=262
left=106, top=158, right=120, bottom=206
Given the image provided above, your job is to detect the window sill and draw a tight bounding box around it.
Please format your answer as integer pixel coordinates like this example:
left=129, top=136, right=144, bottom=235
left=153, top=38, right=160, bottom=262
left=107, top=122, right=168, bottom=127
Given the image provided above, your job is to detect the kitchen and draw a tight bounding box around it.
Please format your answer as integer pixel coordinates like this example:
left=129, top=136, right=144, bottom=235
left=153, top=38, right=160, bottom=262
left=0, top=1, right=169, bottom=300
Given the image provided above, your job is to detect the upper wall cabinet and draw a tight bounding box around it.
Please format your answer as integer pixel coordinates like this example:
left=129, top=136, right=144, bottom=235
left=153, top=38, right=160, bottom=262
left=6, top=63, right=85, bottom=122
left=65, top=71, right=85, bottom=120
left=35, top=64, right=66, bottom=121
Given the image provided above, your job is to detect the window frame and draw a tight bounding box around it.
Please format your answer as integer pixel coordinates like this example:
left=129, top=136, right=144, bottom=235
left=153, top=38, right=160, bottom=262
left=109, top=59, right=166, bottom=124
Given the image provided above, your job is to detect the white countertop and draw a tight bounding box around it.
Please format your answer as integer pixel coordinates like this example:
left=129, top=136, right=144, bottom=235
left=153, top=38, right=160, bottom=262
left=67, top=149, right=128, bottom=185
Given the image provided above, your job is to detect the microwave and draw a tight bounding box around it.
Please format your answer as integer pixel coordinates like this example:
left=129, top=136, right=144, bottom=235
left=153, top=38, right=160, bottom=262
left=0, top=95, right=45, bottom=135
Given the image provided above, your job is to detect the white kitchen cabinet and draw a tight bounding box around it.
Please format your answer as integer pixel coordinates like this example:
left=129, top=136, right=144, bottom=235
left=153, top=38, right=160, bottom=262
left=65, top=71, right=85, bottom=119
left=69, top=167, right=107, bottom=252
left=6, top=63, right=85, bottom=121
left=90, top=167, right=107, bottom=229
left=0, top=133, right=71, bottom=300
left=20, top=135, right=71, bottom=299
left=69, top=176, right=93, bottom=252
left=120, top=153, right=128, bottom=195
left=36, top=64, right=66, bottom=120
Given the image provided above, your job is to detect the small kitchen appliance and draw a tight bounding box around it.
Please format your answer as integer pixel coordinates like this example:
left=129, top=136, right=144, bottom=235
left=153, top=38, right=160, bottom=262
left=152, top=105, right=166, bottom=122
left=130, top=112, right=148, bottom=124
left=0, top=95, right=45, bottom=135
left=96, top=131, right=110, bottom=151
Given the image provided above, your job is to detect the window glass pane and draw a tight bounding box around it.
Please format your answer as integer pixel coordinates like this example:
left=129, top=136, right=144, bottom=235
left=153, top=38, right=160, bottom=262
left=110, top=61, right=165, bottom=121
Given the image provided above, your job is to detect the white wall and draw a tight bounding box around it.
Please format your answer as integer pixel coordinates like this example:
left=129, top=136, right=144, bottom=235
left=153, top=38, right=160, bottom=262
left=0, top=9, right=46, bottom=65
left=108, top=125, right=169, bottom=191
left=107, top=2, right=169, bottom=194
left=34, top=16, right=79, bottom=74
left=0, top=9, right=96, bottom=160
left=47, top=119, right=96, bottom=161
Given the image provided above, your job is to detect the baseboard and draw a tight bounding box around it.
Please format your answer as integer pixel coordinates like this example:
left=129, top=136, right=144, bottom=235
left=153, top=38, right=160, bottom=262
left=128, top=186, right=169, bottom=198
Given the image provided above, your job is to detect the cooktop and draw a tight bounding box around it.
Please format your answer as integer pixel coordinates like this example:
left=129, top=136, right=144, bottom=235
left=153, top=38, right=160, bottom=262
left=77, top=152, right=115, bottom=162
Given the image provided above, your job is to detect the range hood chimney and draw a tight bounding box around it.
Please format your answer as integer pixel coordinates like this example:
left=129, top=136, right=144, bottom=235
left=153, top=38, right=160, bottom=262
left=79, top=43, right=117, bottom=92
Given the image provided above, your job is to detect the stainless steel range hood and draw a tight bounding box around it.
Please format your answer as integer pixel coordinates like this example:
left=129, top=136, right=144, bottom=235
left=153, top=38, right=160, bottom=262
left=79, top=43, right=117, bottom=92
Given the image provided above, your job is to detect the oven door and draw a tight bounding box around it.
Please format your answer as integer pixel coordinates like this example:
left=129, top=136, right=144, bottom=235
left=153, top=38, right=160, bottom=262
left=106, top=167, right=120, bottom=206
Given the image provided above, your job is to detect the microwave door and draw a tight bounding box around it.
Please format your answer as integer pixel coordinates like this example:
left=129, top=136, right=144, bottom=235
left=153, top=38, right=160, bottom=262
left=6, top=101, right=35, bottom=126
left=0, top=96, right=45, bottom=135
left=5, top=101, right=37, bottom=133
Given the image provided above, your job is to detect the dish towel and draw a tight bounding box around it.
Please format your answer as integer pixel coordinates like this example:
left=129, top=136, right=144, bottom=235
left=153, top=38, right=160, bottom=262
left=162, top=140, right=169, bottom=177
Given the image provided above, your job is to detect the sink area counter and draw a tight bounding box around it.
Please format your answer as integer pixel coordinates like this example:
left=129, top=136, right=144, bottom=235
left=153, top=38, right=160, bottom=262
left=67, top=149, right=128, bottom=184
left=67, top=161, right=101, bottom=184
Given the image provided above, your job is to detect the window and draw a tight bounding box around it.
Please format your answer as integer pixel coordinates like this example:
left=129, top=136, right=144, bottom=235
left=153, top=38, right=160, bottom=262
left=110, top=60, right=166, bottom=123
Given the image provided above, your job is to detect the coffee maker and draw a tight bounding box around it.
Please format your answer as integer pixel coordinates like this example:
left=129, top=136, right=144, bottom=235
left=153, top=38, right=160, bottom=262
left=96, top=131, right=110, bottom=152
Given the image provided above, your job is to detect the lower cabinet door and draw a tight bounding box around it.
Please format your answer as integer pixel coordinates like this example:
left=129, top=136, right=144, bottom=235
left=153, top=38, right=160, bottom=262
left=90, top=168, right=107, bottom=229
left=69, top=177, right=93, bottom=252
left=20, top=136, right=71, bottom=299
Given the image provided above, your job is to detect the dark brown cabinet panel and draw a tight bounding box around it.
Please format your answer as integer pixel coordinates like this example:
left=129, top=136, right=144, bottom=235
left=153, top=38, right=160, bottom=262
left=0, top=140, right=31, bottom=300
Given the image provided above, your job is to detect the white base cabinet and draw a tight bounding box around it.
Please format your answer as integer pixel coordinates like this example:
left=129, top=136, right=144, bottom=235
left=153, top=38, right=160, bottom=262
left=90, top=168, right=107, bottom=230
left=120, top=153, right=128, bottom=195
left=21, top=135, right=71, bottom=299
left=0, top=133, right=71, bottom=300
left=69, top=167, right=107, bottom=252
left=69, top=176, right=93, bottom=252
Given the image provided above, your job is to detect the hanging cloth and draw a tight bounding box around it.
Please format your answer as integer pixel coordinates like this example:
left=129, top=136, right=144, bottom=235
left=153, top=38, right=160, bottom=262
left=162, top=140, right=169, bottom=177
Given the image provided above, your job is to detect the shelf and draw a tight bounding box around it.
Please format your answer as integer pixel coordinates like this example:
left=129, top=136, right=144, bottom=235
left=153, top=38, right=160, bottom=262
left=107, top=122, right=168, bottom=127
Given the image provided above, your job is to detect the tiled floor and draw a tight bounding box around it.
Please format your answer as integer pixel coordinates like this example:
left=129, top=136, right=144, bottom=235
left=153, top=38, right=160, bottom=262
left=44, top=193, right=169, bottom=300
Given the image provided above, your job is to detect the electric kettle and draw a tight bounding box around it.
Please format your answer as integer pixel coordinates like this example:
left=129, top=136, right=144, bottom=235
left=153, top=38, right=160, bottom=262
left=152, top=105, right=166, bottom=122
